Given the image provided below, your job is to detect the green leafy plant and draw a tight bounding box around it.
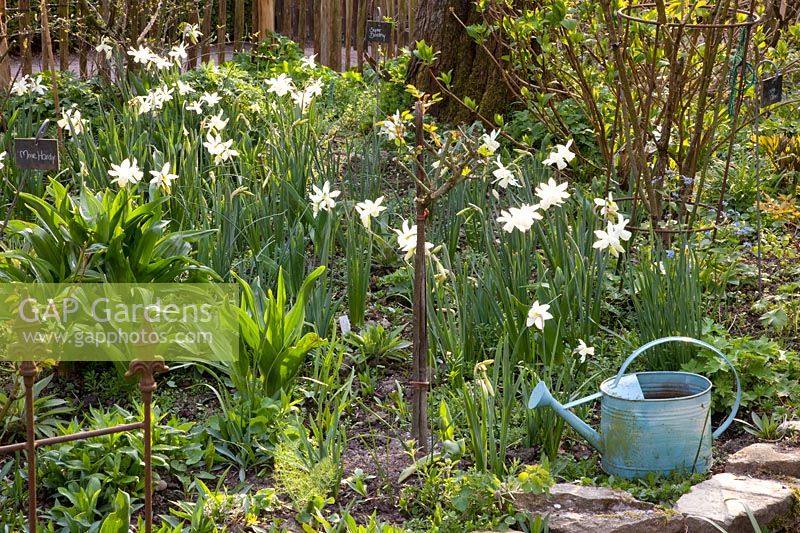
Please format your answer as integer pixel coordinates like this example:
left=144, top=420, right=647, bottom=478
left=460, top=339, right=522, bottom=475
left=631, top=243, right=703, bottom=370
left=346, top=324, right=411, bottom=365
left=737, top=412, right=786, bottom=441
left=273, top=437, right=341, bottom=512
left=205, top=388, right=288, bottom=476
left=0, top=180, right=217, bottom=283
left=0, top=372, right=72, bottom=442
left=163, top=477, right=278, bottom=531
left=400, top=462, right=551, bottom=532
left=231, top=265, right=327, bottom=399
left=682, top=321, right=800, bottom=414
left=31, top=404, right=204, bottom=527
left=343, top=468, right=375, bottom=498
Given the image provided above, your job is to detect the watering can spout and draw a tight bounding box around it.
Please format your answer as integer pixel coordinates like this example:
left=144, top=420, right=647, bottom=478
left=528, top=382, right=603, bottom=452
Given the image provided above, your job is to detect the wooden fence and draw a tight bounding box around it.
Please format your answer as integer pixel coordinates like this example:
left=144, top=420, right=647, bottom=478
left=0, top=0, right=417, bottom=86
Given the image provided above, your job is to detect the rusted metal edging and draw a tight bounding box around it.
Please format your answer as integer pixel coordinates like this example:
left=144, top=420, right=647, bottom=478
left=0, top=359, right=167, bottom=533
left=0, top=422, right=145, bottom=454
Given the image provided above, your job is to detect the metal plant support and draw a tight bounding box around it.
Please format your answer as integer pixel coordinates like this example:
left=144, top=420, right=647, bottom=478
left=0, top=359, right=168, bottom=532
left=752, top=59, right=784, bottom=294
left=603, top=2, right=762, bottom=236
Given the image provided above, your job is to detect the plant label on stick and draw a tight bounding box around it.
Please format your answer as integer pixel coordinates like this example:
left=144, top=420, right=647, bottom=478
left=14, top=138, right=59, bottom=171
left=761, top=74, right=783, bottom=107
left=366, top=21, right=391, bottom=44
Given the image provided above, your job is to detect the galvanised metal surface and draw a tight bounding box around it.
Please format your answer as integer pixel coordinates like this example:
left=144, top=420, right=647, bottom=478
left=599, top=371, right=713, bottom=477
left=527, top=336, right=742, bottom=479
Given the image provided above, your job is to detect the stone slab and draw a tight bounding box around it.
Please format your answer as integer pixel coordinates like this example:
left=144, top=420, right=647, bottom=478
left=674, top=473, right=796, bottom=533
left=516, top=483, right=686, bottom=533
left=725, top=443, right=800, bottom=478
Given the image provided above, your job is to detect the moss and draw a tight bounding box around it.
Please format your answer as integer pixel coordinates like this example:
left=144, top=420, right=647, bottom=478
left=766, top=487, right=800, bottom=532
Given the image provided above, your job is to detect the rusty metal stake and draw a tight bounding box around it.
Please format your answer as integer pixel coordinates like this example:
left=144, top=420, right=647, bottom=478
left=20, top=361, right=37, bottom=530
left=126, top=360, right=168, bottom=533
left=0, top=359, right=167, bottom=532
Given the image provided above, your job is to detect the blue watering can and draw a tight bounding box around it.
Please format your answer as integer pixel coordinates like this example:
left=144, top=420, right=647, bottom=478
left=528, top=336, right=741, bottom=478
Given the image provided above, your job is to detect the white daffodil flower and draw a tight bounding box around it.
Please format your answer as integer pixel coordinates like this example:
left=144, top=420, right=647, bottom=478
left=183, top=24, right=203, bottom=44
left=28, top=75, right=47, bottom=95
left=394, top=220, right=433, bottom=260
left=176, top=80, right=195, bottom=96
left=535, top=178, right=570, bottom=210
left=593, top=213, right=632, bottom=257
left=108, top=158, right=144, bottom=188
left=150, top=85, right=174, bottom=109
left=496, top=204, right=542, bottom=233
left=149, top=162, right=178, bottom=193
left=200, top=92, right=222, bottom=106
left=266, top=74, right=296, bottom=97
left=491, top=157, right=520, bottom=189
left=300, top=54, right=318, bottom=69
left=480, top=130, right=501, bottom=157
left=128, top=45, right=154, bottom=65
left=203, top=133, right=239, bottom=164
left=203, top=111, right=229, bottom=133
left=379, top=111, right=406, bottom=143
left=95, top=37, right=114, bottom=60
left=57, top=107, right=87, bottom=136
left=574, top=339, right=595, bottom=363
left=185, top=100, right=204, bottom=114
left=11, top=75, right=31, bottom=96
left=527, top=301, right=553, bottom=331
left=542, top=139, right=576, bottom=170
left=594, top=192, right=620, bottom=219
left=169, top=43, right=188, bottom=63
left=354, top=196, right=386, bottom=228
left=308, top=181, right=341, bottom=217
left=151, top=54, right=172, bottom=70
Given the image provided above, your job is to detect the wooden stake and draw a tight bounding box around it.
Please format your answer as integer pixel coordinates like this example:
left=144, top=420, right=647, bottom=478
left=217, top=0, right=226, bottom=62
left=282, top=0, right=292, bottom=38
left=58, top=0, right=69, bottom=72
left=251, top=0, right=257, bottom=40
left=202, top=0, right=212, bottom=61
left=330, top=0, right=341, bottom=70
left=234, top=0, right=244, bottom=51
left=344, top=0, right=351, bottom=69
left=411, top=101, right=430, bottom=453
left=298, top=0, right=306, bottom=46
left=319, top=0, right=329, bottom=67
left=313, top=0, right=320, bottom=58
left=78, top=0, right=87, bottom=77
left=0, top=0, right=10, bottom=89
left=20, top=0, right=32, bottom=74
left=356, top=0, right=364, bottom=69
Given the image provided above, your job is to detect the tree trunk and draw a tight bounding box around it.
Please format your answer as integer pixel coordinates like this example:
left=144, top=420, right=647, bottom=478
left=406, top=0, right=510, bottom=123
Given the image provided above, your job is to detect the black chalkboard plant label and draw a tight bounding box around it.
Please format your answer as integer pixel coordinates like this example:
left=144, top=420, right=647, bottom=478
left=366, top=20, right=391, bottom=44
left=14, top=138, right=60, bottom=171
left=761, top=74, right=783, bottom=107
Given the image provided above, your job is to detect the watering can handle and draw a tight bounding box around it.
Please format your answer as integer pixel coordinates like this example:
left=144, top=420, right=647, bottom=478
left=612, top=336, right=741, bottom=439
